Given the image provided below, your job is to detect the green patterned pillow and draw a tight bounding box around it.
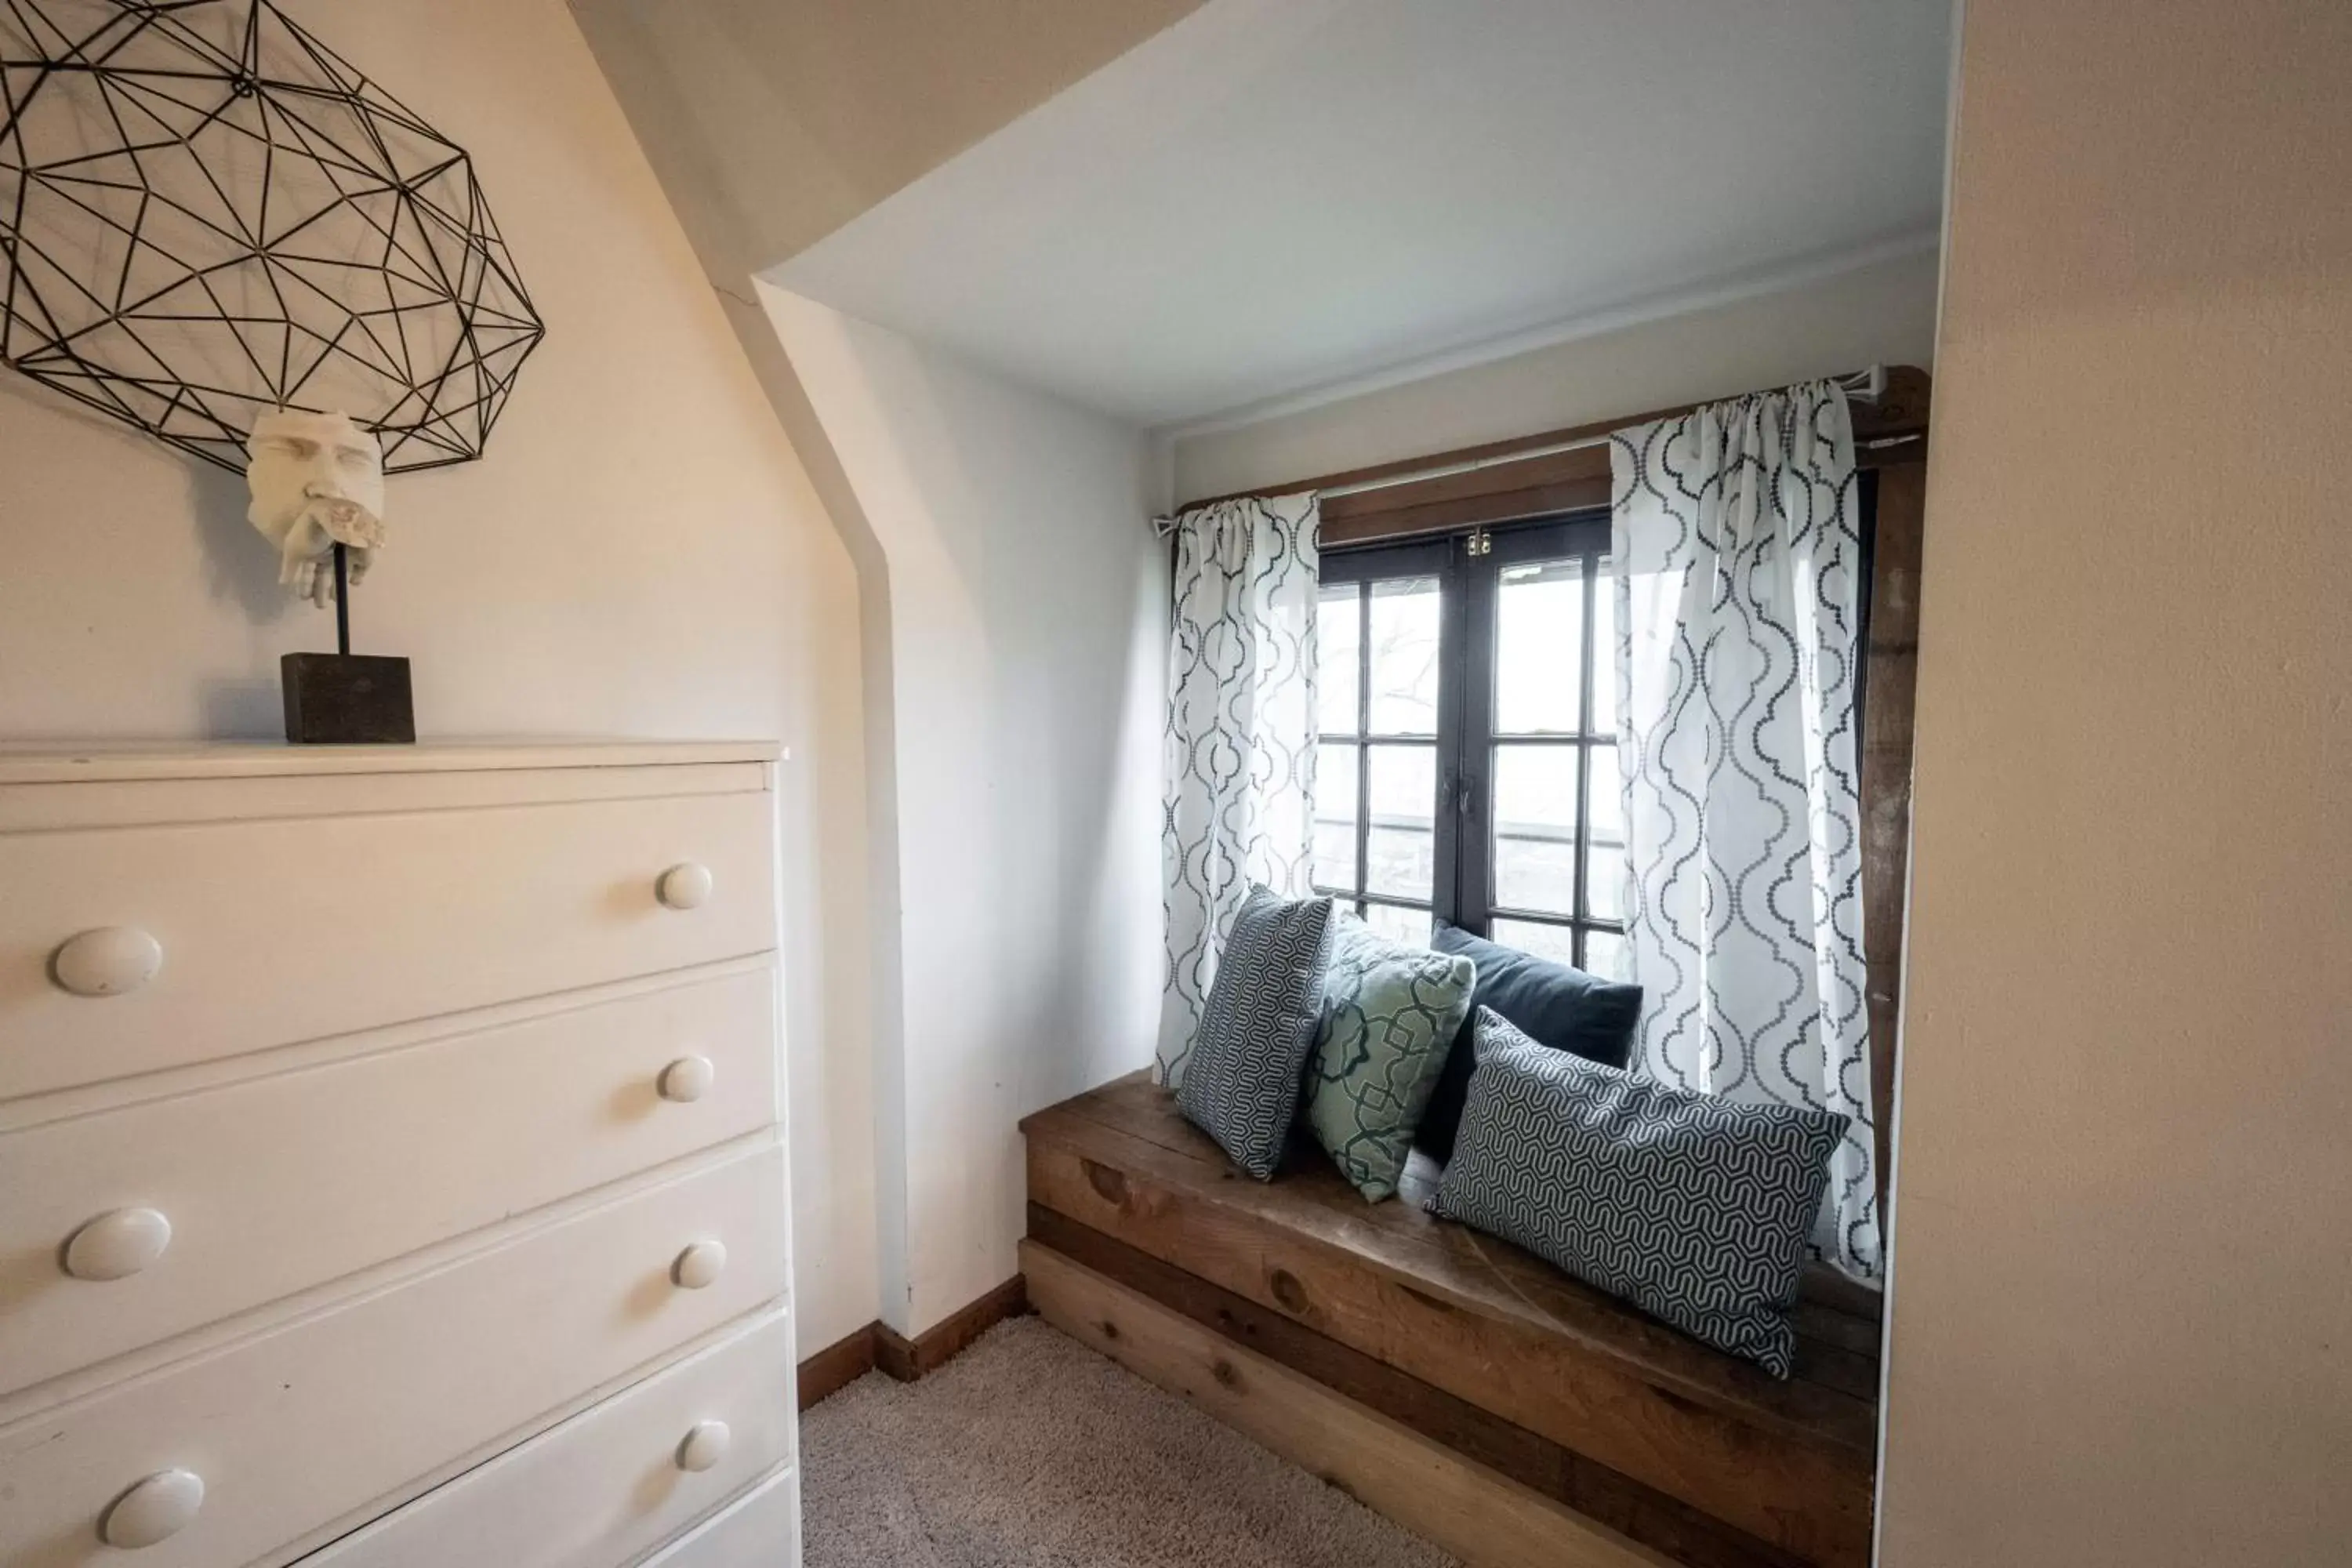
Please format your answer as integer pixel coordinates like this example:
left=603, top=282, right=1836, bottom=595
left=1304, top=916, right=1476, bottom=1201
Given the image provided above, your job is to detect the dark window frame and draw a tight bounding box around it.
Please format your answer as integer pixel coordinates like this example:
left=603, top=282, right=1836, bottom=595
left=1316, top=510, right=1622, bottom=969
left=1457, top=513, right=1619, bottom=971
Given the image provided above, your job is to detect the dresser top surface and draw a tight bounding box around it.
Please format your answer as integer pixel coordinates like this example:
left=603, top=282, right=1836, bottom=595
left=0, top=739, right=784, bottom=786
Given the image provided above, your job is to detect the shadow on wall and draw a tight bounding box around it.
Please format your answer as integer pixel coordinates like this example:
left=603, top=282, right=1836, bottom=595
left=180, top=438, right=295, bottom=738
left=1065, top=537, right=1171, bottom=1087
left=759, top=286, right=1166, bottom=1332
left=869, top=325, right=1167, bottom=1107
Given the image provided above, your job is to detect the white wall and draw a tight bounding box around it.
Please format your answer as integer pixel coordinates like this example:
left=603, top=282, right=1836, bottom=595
left=761, top=287, right=1166, bottom=1336
left=1878, top=2, right=2351, bottom=1563
left=0, top=0, right=882, bottom=1354
left=1170, top=249, right=1940, bottom=500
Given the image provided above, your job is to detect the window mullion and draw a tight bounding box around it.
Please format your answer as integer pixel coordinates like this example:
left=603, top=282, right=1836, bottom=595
left=1432, top=539, right=1470, bottom=931
left=1457, top=543, right=1497, bottom=937
left=1354, top=580, right=1371, bottom=912
left=1572, top=554, right=1597, bottom=967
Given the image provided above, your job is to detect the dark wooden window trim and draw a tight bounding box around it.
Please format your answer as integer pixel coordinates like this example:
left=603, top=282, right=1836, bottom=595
left=1857, top=459, right=1924, bottom=1203
left=1178, top=365, right=1933, bottom=551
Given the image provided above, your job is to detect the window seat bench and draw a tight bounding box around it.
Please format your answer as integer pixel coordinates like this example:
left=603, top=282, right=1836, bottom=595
left=1020, top=1071, right=1880, bottom=1568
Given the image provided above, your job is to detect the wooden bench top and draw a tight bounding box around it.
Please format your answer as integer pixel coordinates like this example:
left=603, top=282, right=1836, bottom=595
left=1023, top=1070, right=1882, bottom=1454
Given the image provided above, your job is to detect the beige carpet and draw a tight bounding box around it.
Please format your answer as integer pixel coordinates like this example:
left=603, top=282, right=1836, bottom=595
left=800, top=1315, right=1458, bottom=1568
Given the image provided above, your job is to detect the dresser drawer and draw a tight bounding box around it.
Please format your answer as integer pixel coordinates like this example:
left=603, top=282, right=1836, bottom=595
left=299, top=1308, right=795, bottom=1568
left=637, top=1464, right=800, bottom=1568
left=0, top=787, right=776, bottom=1101
left=0, top=966, right=778, bottom=1399
left=0, top=1142, right=787, bottom=1568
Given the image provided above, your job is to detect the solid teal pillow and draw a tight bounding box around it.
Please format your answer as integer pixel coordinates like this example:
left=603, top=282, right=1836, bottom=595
left=1304, top=916, right=1476, bottom=1201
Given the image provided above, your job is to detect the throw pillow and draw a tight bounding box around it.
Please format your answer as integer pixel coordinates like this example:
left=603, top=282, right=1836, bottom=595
left=1428, top=1007, right=1847, bottom=1377
left=1302, top=914, right=1476, bottom=1202
left=1175, top=886, right=1336, bottom=1179
left=1414, top=921, right=1641, bottom=1163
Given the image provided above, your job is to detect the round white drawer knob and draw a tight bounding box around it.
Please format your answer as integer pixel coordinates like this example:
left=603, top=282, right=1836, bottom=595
left=672, top=1239, right=727, bottom=1290
left=102, top=1468, right=205, bottom=1548
left=64, top=1207, right=172, bottom=1281
left=657, top=862, right=713, bottom=910
left=659, top=1054, right=715, bottom=1103
left=677, top=1419, right=731, bottom=1473
left=53, top=927, right=163, bottom=997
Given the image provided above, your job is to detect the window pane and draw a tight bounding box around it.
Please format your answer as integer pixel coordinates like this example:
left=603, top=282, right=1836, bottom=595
left=1582, top=927, right=1632, bottom=983
left=1490, top=916, right=1579, bottom=967
left=1312, top=742, right=1359, bottom=891
left=1492, top=743, right=1578, bottom=916
left=1364, top=742, right=1436, bottom=899
left=1495, top=558, right=1583, bottom=735
left=1318, top=583, right=1361, bottom=735
left=1367, top=577, right=1441, bottom=735
left=1592, top=557, right=1617, bottom=735
left=1584, top=742, right=1624, bottom=921
left=1362, top=902, right=1432, bottom=947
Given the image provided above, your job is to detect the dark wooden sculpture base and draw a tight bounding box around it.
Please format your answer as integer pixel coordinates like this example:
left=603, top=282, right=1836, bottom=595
left=281, top=652, right=415, bottom=744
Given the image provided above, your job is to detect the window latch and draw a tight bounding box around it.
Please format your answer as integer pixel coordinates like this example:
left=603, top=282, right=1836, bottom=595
left=1466, top=528, right=1493, bottom=557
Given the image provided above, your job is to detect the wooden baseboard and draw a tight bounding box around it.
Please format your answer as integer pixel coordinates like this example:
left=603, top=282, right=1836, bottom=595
left=795, top=1322, right=878, bottom=1411
left=798, top=1273, right=1030, bottom=1410
left=875, top=1272, right=1029, bottom=1381
left=1022, top=1238, right=1672, bottom=1568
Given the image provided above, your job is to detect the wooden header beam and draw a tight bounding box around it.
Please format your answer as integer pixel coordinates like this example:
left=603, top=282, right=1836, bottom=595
left=1179, top=365, right=1932, bottom=550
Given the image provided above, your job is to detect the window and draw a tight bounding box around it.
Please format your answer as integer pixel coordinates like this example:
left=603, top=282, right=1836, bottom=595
left=1313, top=514, right=1628, bottom=978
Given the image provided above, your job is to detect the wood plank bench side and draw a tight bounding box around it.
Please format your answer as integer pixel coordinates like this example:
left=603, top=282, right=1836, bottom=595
left=1022, top=1239, right=1679, bottom=1568
left=1030, top=1205, right=1811, bottom=1568
left=1025, top=1093, right=1875, bottom=1567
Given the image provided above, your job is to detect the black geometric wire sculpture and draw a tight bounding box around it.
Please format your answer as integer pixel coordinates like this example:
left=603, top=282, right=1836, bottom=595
left=0, top=0, right=544, bottom=474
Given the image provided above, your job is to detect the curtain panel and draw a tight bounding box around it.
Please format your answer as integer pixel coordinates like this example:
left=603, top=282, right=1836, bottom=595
left=1156, top=492, right=1320, bottom=1088
left=1608, top=384, right=1882, bottom=1279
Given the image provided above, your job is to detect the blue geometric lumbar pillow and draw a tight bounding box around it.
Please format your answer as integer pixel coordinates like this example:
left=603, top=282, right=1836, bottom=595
left=1175, top=886, right=1336, bottom=1180
left=1304, top=913, right=1475, bottom=1202
left=1428, top=1007, right=1848, bottom=1376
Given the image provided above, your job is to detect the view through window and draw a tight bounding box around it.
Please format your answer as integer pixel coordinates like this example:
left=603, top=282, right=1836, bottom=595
left=1313, top=515, right=1628, bottom=978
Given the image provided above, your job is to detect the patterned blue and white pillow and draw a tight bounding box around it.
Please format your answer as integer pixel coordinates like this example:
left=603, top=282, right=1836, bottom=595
left=1428, top=1007, right=1848, bottom=1376
left=1175, top=887, right=1336, bottom=1180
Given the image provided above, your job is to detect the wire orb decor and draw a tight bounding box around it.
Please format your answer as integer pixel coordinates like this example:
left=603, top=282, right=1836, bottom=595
left=0, top=0, right=545, bottom=474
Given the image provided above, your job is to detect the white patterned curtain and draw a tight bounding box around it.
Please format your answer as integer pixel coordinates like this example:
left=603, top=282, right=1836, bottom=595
left=1156, top=492, right=1319, bottom=1088
left=1608, top=384, right=1880, bottom=1279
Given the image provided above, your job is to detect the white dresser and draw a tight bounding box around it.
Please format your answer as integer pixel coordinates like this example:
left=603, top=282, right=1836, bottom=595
left=0, top=742, right=800, bottom=1568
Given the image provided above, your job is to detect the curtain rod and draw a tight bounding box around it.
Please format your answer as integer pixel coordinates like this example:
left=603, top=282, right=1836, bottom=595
left=1313, top=365, right=1889, bottom=504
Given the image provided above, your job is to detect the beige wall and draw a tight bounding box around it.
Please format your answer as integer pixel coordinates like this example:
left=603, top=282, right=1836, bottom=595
left=1170, top=249, right=1940, bottom=502
left=0, top=0, right=882, bottom=1352
left=571, top=0, right=1196, bottom=1337
left=567, top=0, right=1204, bottom=281
left=1880, top=3, right=2351, bottom=1563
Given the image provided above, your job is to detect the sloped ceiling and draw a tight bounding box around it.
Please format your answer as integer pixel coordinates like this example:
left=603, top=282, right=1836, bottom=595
left=569, top=0, right=1208, bottom=278
left=765, top=0, right=1952, bottom=429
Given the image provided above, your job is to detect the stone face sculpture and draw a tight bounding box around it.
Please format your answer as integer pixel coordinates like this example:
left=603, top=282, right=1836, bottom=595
left=245, top=411, right=387, bottom=608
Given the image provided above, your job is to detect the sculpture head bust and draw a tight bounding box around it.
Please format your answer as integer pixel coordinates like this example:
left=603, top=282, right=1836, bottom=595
left=245, top=409, right=387, bottom=607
